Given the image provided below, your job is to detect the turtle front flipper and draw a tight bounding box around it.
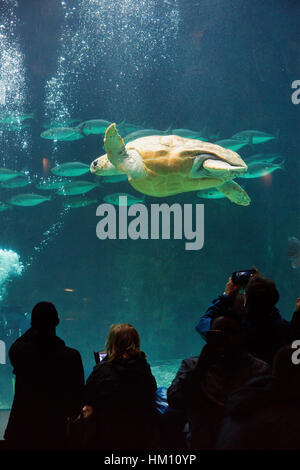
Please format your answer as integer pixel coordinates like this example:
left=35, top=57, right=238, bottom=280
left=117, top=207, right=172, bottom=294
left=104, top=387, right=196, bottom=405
left=217, top=181, right=251, bottom=206
left=104, top=123, right=147, bottom=179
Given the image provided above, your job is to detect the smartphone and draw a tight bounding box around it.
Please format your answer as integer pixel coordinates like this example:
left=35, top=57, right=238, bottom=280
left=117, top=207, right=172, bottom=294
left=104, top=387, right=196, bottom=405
left=94, top=350, right=107, bottom=364
left=232, top=269, right=256, bottom=286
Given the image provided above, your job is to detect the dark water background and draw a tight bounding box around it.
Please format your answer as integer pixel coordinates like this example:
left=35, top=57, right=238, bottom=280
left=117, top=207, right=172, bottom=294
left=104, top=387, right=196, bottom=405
left=0, top=0, right=300, bottom=406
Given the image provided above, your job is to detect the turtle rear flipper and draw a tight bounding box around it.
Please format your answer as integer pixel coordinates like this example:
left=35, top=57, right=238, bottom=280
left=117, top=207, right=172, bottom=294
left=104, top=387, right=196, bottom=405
left=203, top=159, right=247, bottom=177
left=218, top=181, right=251, bottom=206
left=104, top=123, right=146, bottom=179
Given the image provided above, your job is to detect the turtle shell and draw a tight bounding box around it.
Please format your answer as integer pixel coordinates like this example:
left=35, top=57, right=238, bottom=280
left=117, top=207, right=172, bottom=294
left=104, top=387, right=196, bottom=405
left=126, top=134, right=246, bottom=176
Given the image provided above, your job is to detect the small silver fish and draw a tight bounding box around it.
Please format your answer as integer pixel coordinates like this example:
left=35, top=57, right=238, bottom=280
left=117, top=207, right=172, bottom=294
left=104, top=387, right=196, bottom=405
left=215, top=139, right=248, bottom=152
left=246, top=153, right=284, bottom=164
left=231, top=130, right=276, bottom=145
left=40, top=127, right=84, bottom=141
left=77, top=119, right=112, bottom=136
left=103, top=193, right=145, bottom=206
left=56, top=180, right=99, bottom=196
left=0, top=122, right=31, bottom=131
left=124, top=129, right=168, bottom=143
left=117, top=121, right=144, bottom=135
left=63, top=197, right=98, bottom=208
left=0, top=176, right=29, bottom=188
left=0, top=168, right=24, bottom=182
left=51, top=162, right=90, bottom=177
left=239, top=161, right=284, bottom=179
left=0, top=112, right=35, bottom=124
left=8, top=193, right=51, bottom=207
left=172, top=129, right=208, bottom=141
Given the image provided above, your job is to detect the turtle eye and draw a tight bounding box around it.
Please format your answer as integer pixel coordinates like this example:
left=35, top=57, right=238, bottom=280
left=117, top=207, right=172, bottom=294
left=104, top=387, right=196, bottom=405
left=93, top=161, right=97, bottom=167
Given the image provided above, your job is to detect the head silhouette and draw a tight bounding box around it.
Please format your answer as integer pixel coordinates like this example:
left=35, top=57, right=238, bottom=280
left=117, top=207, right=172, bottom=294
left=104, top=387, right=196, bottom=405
left=105, top=323, right=145, bottom=361
left=31, top=302, right=59, bottom=334
left=209, top=315, right=242, bottom=356
left=245, top=274, right=279, bottom=315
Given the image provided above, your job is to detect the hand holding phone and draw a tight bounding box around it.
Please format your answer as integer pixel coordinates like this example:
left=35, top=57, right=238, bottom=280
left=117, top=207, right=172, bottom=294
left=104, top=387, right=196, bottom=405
left=225, top=277, right=241, bottom=296
left=231, top=269, right=257, bottom=287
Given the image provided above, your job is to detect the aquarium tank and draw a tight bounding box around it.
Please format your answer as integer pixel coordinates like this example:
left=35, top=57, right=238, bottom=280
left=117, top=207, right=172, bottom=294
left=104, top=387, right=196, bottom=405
left=0, top=0, right=299, bottom=409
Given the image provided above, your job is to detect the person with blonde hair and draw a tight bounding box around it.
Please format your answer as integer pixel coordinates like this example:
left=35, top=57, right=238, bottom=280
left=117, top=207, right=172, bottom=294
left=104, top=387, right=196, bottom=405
left=82, top=324, right=158, bottom=449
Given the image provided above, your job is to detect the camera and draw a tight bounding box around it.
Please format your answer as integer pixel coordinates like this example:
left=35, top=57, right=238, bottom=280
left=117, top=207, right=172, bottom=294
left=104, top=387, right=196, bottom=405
left=232, top=269, right=256, bottom=287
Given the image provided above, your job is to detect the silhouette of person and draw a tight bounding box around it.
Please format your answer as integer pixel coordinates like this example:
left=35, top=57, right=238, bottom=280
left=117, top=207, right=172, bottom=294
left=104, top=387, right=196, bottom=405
left=4, top=302, right=84, bottom=449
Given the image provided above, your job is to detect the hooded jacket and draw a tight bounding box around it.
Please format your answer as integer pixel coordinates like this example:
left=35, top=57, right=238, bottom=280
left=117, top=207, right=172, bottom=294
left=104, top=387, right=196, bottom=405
left=216, top=375, right=300, bottom=449
left=4, top=327, right=84, bottom=448
left=83, top=353, right=158, bottom=449
left=196, top=294, right=295, bottom=364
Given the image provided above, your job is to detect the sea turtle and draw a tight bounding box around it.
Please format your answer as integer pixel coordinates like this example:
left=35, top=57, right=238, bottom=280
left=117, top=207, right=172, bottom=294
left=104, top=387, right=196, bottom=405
left=90, top=124, right=250, bottom=205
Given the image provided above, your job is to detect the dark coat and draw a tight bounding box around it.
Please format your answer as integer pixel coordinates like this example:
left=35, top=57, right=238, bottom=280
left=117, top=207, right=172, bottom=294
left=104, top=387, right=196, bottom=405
left=216, top=375, right=300, bottom=450
left=83, top=353, right=158, bottom=449
left=4, top=328, right=84, bottom=449
left=196, top=294, right=296, bottom=364
left=167, top=350, right=270, bottom=449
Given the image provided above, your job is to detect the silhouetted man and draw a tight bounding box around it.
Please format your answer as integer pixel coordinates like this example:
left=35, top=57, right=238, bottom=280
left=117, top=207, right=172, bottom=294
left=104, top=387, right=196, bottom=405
left=216, top=343, right=300, bottom=449
left=4, top=302, right=84, bottom=449
left=196, top=274, right=296, bottom=364
left=168, top=315, right=269, bottom=449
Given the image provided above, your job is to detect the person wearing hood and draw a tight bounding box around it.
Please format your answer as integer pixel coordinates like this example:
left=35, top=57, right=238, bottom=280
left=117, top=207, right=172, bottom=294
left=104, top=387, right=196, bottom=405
left=167, top=314, right=269, bottom=449
left=196, top=273, right=298, bottom=364
left=216, top=341, right=300, bottom=449
left=82, top=323, right=158, bottom=449
left=4, top=302, right=84, bottom=449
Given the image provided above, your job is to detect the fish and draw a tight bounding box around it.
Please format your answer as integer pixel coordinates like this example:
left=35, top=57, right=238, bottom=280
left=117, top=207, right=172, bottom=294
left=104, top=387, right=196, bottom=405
left=0, top=168, right=24, bottom=182
left=63, top=197, right=98, bottom=208
left=214, top=139, right=248, bottom=152
left=51, top=162, right=90, bottom=177
left=0, top=122, right=31, bottom=131
left=172, top=129, right=208, bottom=140
left=56, top=180, right=99, bottom=196
left=196, top=189, right=226, bottom=199
left=35, top=178, right=69, bottom=190
left=0, top=202, right=11, bottom=212
left=0, top=112, right=35, bottom=124
left=124, top=129, right=168, bottom=143
left=101, top=174, right=128, bottom=183
left=117, top=121, right=144, bottom=135
left=77, top=119, right=112, bottom=136
left=0, top=176, right=30, bottom=188
left=8, top=193, right=51, bottom=207
left=40, top=127, right=84, bottom=141
left=231, top=130, right=276, bottom=145
left=245, top=153, right=284, bottom=164
left=288, top=236, right=300, bottom=269
left=238, top=161, right=285, bottom=179
left=42, top=118, right=81, bottom=129
left=103, top=193, right=145, bottom=206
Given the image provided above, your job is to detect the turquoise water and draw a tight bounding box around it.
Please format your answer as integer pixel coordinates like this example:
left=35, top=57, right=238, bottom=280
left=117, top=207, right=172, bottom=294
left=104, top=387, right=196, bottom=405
left=0, top=0, right=299, bottom=408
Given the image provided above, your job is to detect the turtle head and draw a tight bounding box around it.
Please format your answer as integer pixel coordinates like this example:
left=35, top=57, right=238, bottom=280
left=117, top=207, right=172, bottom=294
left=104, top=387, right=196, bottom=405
left=90, top=154, right=124, bottom=176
